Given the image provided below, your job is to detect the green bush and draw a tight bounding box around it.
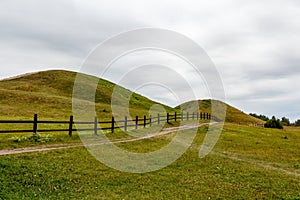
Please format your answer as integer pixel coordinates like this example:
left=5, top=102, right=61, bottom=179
left=294, top=119, right=300, bottom=126
left=281, top=117, right=290, bottom=126
left=264, top=116, right=283, bottom=129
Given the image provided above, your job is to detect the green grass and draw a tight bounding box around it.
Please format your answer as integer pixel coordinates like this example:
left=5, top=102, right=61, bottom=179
left=0, top=69, right=180, bottom=149
left=0, top=132, right=81, bottom=150
left=0, top=124, right=299, bottom=199
left=0, top=70, right=298, bottom=199
left=0, top=70, right=177, bottom=120
left=215, top=124, right=300, bottom=171
left=0, top=119, right=205, bottom=150
left=179, top=99, right=264, bottom=125
left=0, top=70, right=261, bottom=125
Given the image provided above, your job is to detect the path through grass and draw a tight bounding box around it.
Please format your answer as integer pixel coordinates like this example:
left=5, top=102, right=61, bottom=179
left=0, top=124, right=299, bottom=199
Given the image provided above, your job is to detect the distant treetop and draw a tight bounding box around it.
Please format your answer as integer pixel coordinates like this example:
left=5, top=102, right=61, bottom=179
left=249, top=113, right=269, bottom=121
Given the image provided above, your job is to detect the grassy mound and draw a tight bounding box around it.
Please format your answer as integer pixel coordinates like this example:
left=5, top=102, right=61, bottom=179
left=178, top=99, right=263, bottom=125
left=0, top=70, right=174, bottom=120
left=0, top=70, right=262, bottom=125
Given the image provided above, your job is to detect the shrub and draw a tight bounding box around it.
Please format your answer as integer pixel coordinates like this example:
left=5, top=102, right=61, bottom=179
left=264, top=116, right=283, bottom=129
left=294, top=119, right=300, bottom=126
left=281, top=117, right=290, bottom=126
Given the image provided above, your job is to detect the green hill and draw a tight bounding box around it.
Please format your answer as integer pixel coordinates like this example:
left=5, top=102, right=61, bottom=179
left=0, top=70, right=262, bottom=125
left=0, top=70, right=175, bottom=120
left=178, top=99, right=263, bottom=125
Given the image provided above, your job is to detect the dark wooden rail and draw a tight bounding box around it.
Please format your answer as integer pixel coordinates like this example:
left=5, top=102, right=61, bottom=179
left=0, top=112, right=218, bottom=136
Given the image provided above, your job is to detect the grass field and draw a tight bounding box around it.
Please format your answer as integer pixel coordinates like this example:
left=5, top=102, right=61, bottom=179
left=0, top=70, right=298, bottom=199
left=0, top=124, right=299, bottom=199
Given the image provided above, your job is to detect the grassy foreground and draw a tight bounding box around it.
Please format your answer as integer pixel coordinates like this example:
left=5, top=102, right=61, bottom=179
left=0, top=124, right=299, bottom=199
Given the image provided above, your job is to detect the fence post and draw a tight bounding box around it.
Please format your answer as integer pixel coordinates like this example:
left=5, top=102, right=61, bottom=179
left=111, top=116, right=115, bottom=133
left=144, top=115, right=146, bottom=128
left=136, top=116, right=138, bottom=129
left=158, top=113, right=160, bottom=125
left=33, top=114, right=38, bottom=134
left=175, top=112, right=177, bottom=122
left=187, top=112, right=189, bottom=120
left=200, top=112, right=202, bottom=120
left=206, top=113, right=209, bottom=120
left=68, top=115, right=73, bottom=137
left=150, top=115, right=152, bottom=126
left=124, top=116, right=127, bottom=132
left=167, top=113, right=169, bottom=123
left=94, top=116, right=98, bottom=135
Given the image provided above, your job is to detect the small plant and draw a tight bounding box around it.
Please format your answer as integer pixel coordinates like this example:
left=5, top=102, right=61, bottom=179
left=10, top=133, right=54, bottom=143
left=9, top=136, right=28, bottom=143
left=27, top=133, right=53, bottom=143
left=293, top=164, right=300, bottom=169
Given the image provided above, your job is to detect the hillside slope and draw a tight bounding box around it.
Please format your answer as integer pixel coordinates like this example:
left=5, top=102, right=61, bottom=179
left=0, top=70, right=175, bottom=120
left=178, top=99, right=263, bottom=125
left=0, top=70, right=263, bottom=125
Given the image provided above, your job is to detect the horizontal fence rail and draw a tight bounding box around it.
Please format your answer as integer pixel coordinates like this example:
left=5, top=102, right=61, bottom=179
left=0, top=112, right=219, bottom=136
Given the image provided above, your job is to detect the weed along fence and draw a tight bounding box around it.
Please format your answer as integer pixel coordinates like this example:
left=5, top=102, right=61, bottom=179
left=0, top=112, right=217, bottom=136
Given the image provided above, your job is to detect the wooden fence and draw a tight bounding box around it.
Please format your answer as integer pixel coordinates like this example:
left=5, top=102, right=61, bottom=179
left=0, top=112, right=218, bottom=136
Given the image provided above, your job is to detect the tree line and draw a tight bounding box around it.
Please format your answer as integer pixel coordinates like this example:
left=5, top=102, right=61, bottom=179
left=249, top=113, right=300, bottom=129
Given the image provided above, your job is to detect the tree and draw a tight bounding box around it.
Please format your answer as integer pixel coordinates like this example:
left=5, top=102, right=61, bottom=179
left=264, top=116, right=283, bottom=129
left=295, top=119, right=300, bottom=126
left=281, top=117, right=290, bottom=126
left=249, top=113, right=269, bottom=121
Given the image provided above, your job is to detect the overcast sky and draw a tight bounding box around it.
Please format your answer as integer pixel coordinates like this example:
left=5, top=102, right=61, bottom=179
left=0, top=0, right=299, bottom=121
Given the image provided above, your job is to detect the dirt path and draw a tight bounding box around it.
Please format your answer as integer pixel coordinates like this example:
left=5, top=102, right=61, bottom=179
left=213, top=151, right=300, bottom=179
left=2, top=123, right=298, bottom=180
left=0, top=123, right=211, bottom=156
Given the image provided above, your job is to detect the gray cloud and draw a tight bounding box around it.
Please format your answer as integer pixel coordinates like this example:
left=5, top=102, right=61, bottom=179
left=0, top=0, right=299, bottom=121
